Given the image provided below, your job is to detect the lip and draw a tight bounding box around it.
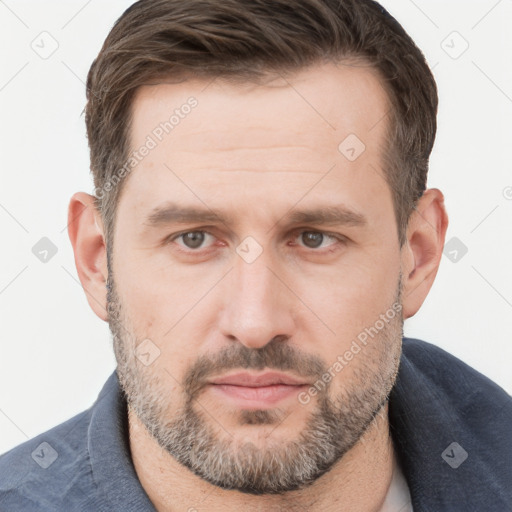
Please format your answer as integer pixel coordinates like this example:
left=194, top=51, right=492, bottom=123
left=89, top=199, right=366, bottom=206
left=209, top=371, right=309, bottom=387
left=207, top=371, right=310, bottom=409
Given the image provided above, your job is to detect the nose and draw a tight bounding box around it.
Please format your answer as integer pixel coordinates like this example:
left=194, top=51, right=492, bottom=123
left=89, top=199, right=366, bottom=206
left=218, top=253, right=296, bottom=350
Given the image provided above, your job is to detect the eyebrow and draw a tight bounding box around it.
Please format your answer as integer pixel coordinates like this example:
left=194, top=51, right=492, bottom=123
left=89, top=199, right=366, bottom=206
left=285, top=206, right=367, bottom=227
left=143, top=202, right=367, bottom=229
left=144, top=204, right=226, bottom=226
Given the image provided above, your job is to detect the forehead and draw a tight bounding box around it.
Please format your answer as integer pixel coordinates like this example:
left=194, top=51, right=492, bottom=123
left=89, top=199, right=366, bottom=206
left=119, top=61, right=393, bottom=231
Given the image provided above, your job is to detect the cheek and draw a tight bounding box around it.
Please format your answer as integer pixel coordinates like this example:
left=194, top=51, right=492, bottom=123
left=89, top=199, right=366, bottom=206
left=114, top=276, right=159, bottom=338
left=112, top=265, right=207, bottom=373
left=294, top=249, right=400, bottom=342
left=113, top=251, right=201, bottom=334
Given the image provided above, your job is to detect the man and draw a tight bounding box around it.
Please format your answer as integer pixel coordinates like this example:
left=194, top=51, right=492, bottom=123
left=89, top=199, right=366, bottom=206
left=1, top=0, right=510, bottom=510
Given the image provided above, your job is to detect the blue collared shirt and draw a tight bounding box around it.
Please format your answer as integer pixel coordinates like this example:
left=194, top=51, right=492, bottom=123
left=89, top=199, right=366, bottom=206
left=1, top=338, right=511, bottom=511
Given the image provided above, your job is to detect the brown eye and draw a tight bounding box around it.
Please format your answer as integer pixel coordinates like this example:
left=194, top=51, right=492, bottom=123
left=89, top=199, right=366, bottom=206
left=301, top=231, right=324, bottom=248
left=294, top=230, right=341, bottom=250
left=180, top=231, right=206, bottom=249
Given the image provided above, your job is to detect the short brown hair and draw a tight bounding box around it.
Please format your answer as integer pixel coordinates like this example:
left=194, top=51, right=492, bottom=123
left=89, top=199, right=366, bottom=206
left=85, top=0, right=437, bottom=250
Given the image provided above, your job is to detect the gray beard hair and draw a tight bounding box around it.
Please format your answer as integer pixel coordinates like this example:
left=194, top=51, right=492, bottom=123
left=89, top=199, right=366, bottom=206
left=107, top=272, right=403, bottom=495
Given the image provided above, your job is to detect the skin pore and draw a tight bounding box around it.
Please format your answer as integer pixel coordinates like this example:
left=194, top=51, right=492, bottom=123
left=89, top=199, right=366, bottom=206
left=68, top=60, right=448, bottom=511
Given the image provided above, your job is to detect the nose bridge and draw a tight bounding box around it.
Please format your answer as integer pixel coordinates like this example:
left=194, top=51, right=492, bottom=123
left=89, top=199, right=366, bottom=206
left=218, top=247, right=295, bottom=348
left=235, top=256, right=276, bottom=310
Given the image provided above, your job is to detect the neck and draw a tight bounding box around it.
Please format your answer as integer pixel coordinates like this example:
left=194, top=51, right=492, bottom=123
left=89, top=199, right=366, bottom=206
left=128, top=402, right=395, bottom=512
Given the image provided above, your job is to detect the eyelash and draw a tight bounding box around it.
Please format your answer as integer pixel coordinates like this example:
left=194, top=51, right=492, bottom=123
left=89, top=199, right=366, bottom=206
left=166, top=229, right=347, bottom=255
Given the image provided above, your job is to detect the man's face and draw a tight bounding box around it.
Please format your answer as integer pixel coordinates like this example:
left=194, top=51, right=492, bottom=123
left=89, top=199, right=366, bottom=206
left=108, top=61, right=404, bottom=494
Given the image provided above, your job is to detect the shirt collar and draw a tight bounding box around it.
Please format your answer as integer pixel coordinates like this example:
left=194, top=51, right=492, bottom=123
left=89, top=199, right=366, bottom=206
left=87, top=371, right=156, bottom=510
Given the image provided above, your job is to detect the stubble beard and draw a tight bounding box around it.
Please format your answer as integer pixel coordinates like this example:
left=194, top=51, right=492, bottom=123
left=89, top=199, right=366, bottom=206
left=107, top=271, right=403, bottom=495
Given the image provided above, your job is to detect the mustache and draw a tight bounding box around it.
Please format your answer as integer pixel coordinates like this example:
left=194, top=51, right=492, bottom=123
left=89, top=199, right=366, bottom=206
left=183, top=336, right=327, bottom=399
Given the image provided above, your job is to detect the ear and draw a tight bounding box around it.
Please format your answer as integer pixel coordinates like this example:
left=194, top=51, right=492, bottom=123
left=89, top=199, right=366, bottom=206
left=67, top=192, right=109, bottom=321
left=400, top=188, right=449, bottom=319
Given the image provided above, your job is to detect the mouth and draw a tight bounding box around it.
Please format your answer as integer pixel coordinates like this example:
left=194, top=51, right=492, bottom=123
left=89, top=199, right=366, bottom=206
left=207, top=371, right=310, bottom=408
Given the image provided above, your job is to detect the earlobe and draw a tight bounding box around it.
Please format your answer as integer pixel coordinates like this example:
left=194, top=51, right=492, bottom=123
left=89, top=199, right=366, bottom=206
left=67, top=192, right=109, bottom=322
left=401, top=188, right=449, bottom=319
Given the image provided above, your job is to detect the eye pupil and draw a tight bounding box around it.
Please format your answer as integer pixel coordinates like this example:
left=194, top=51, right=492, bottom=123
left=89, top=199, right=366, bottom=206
left=302, top=231, right=323, bottom=248
left=182, top=231, right=205, bottom=249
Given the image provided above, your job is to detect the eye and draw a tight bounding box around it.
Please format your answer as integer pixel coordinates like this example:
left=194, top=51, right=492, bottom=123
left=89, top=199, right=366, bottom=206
left=167, top=229, right=344, bottom=255
left=171, top=231, right=216, bottom=250
left=295, top=230, right=341, bottom=250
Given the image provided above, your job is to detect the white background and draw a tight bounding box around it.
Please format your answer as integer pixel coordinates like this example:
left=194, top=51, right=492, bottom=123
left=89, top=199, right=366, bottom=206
left=1, top=0, right=511, bottom=455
